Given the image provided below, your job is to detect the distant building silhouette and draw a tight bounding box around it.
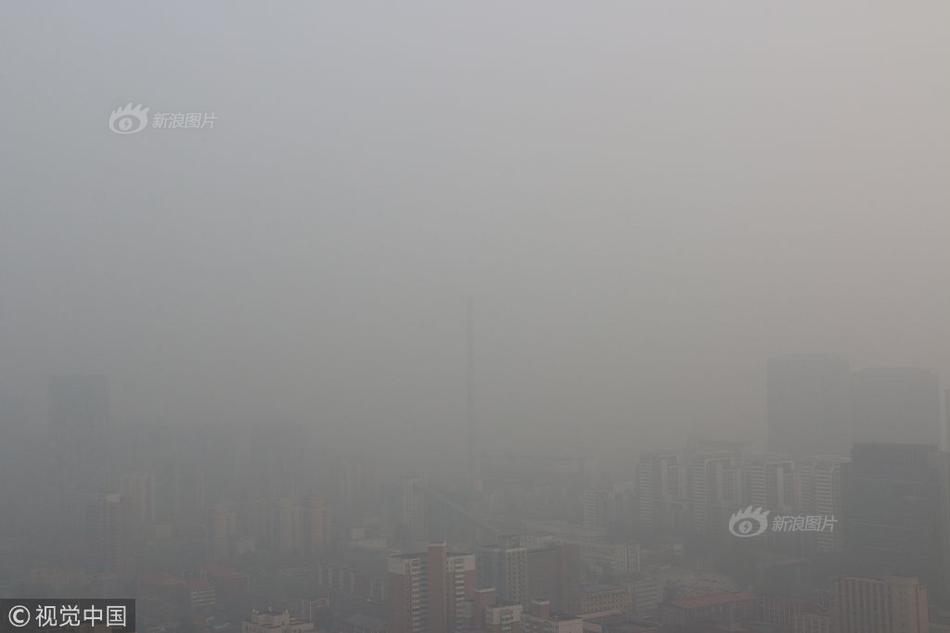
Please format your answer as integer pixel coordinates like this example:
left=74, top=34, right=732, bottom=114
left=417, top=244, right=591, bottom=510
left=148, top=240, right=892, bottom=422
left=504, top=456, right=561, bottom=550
left=84, top=492, right=125, bottom=572
left=526, top=543, right=580, bottom=614
left=843, top=443, right=950, bottom=599
left=853, top=367, right=942, bottom=448
left=767, top=355, right=852, bottom=457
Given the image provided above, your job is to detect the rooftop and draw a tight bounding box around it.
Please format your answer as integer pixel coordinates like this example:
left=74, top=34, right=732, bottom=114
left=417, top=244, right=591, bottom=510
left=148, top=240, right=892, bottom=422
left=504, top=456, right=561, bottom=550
left=582, top=584, right=625, bottom=594
left=667, top=592, right=756, bottom=610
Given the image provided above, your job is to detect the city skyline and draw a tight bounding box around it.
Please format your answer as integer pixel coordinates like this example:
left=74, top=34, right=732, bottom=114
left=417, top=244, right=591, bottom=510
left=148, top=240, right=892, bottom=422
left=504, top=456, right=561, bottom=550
left=4, top=2, right=950, bottom=632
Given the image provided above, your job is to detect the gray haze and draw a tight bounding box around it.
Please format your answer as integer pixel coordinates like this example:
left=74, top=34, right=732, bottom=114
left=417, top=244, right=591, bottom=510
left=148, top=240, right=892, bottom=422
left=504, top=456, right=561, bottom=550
left=2, top=1, right=950, bottom=458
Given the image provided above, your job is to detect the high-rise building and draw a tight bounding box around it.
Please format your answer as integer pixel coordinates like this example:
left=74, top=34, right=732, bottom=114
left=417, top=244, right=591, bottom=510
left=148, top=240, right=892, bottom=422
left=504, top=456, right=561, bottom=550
left=484, top=603, right=524, bottom=633
left=333, top=455, right=372, bottom=527
left=843, top=443, right=950, bottom=598
left=259, top=495, right=328, bottom=555
left=402, top=478, right=428, bottom=548
left=767, top=355, right=852, bottom=457
left=635, top=451, right=685, bottom=538
left=759, top=594, right=813, bottom=631
left=84, top=492, right=125, bottom=572
left=301, top=495, right=329, bottom=553
left=833, top=576, right=929, bottom=633
left=581, top=490, right=606, bottom=533
left=853, top=368, right=942, bottom=447
left=526, top=544, right=580, bottom=614
left=389, top=543, right=476, bottom=633
left=626, top=575, right=661, bottom=618
left=477, top=542, right=529, bottom=606
left=798, top=456, right=845, bottom=553
left=274, top=497, right=299, bottom=554
left=741, top=455, right=797, bottom=512
left=153, top=457, right=207, bottom=531
left=210, top=503, right=237, bottom=561
left=470, top=587, right=497, bottom=631
left=887, top=577, right=931, bottom=633
left=118, top=471, right=154, bottom=538
left=687, top=452, right=741, bottom=539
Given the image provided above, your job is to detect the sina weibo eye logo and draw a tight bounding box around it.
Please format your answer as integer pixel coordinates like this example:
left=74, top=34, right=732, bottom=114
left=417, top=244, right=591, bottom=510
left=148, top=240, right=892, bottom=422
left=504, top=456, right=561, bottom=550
left=729, top=506, right=770, bottom=538
left=109, top=103, right=150, bottom=134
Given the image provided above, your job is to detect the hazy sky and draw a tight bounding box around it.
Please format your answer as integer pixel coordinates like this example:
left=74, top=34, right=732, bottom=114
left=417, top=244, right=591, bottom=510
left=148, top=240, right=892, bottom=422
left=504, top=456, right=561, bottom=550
left=2, top=1, right=949, bottom=457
